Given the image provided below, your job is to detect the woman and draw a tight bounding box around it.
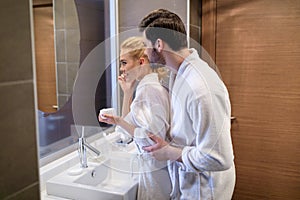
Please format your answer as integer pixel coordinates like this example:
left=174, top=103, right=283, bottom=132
left=99, top=37, right=171, bottom=200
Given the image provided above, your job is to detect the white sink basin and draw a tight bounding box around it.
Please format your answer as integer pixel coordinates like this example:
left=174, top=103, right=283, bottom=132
left=46, top=154, right=138, bottom=200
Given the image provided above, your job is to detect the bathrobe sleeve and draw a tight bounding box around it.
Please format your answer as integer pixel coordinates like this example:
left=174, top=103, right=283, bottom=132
left=181, top=91, right=234, bottom=172
left=130, top=85, right=169, bottom=139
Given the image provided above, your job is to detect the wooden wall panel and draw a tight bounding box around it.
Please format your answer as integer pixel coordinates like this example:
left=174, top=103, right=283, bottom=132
left=33, top=6, right=57, bottom=113
left=33, top=0, right=52, bottom=6
left=201, top=0, right=216, bottom=68
left=202, top=0, right=300, bottom=199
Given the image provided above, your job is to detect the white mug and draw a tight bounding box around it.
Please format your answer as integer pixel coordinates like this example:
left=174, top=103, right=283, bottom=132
left=99, top=108, right=116, bottom=119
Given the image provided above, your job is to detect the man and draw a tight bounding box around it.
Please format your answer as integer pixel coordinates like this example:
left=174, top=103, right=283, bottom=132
left=139, top=9, right=236, bottom=199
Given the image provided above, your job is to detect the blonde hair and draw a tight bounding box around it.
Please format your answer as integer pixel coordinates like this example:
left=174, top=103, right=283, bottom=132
left=120, top=36, right=168, bottom=80
left=120, top=37, right=147, bottom=60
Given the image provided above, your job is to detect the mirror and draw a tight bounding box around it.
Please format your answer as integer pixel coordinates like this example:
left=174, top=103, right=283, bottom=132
left=33, top=0, right=114, bottom=160
left=33, top=0, right=57, bottom=113
left=54, top=0, right=80, bottom=111
left=33, top=0, right=81, bottom=113
left=33, top=0, right=201, bottom=162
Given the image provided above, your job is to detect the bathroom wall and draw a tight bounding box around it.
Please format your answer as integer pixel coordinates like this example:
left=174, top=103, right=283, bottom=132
left=0, top=1, right=40, bottom=199
left=118, top=0, right=200, bottom=44
left=119, top=0, right=188, bottom=32
left=118, top=0, right=188, bottom=42
left=202, top=0, right=300, bottom=198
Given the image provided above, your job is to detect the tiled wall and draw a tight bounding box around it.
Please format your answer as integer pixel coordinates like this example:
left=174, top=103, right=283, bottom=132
left=54, top=0, right=80, bottom=109
left=119, top=0, right=188, bottom=34
left=0, top=1, right=40, bottom=200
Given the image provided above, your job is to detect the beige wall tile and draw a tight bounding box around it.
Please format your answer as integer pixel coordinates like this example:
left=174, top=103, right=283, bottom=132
left=66, top=30, right=80, bottom=63
left=57, top=63, right=67, bottom=94
left=54, top=0, right=65, bottom=30
left=67, top=63, right=79, bottom=94
left=64, top=0, right=80, bottom=29
left=119, top=0, right=188, bottom=28
left=55, top=30, right=66, bottom=62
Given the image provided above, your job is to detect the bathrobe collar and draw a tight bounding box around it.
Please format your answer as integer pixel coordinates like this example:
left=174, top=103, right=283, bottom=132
left=177, top=48, right=198, bottom=76
left=137, top=73, right=160, bottom=89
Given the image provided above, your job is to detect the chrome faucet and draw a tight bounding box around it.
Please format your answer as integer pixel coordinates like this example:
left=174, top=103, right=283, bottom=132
left=78, top=136, right=101, bottom=168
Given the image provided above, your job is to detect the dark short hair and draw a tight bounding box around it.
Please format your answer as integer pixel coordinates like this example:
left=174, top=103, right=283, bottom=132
left=139, top=9, right=187, bottom=51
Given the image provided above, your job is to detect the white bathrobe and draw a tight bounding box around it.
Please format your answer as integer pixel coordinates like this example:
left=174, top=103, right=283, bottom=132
left=168, top=49, right=236, bottom=200
left=121, top=73, right=172, bottom=200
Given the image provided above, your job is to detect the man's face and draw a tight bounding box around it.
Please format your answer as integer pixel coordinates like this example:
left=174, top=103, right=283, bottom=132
left=143, top=33, right=166, bottom=65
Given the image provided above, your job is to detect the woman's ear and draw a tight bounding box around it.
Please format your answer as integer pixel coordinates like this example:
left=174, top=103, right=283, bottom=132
left=139, top=57, right=145, bottom=65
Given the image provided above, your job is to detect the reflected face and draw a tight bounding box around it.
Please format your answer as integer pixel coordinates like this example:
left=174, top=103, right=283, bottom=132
left=119, top=51, right=141, bottom=81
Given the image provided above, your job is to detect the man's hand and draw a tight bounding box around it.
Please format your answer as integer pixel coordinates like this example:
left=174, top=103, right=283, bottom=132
left=143, top=134, right=183, bottom=162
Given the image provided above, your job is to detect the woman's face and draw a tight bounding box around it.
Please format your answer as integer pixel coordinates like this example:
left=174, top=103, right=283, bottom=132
left=119, top=51, right=141, bottom=81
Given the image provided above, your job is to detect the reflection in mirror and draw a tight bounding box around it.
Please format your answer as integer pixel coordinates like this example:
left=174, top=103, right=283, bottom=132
left=33, top=0, right=80, bottom=113
left=33, top=0, right=57, bottom=113
left=33, top=0, right=114, bottom=161
left=54, top=0, right=80, bottom=110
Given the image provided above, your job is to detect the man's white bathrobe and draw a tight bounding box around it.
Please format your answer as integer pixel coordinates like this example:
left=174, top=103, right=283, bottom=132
left=168, top=49, right=236, bottom=200
left=121, top=73, right=172, bottom=200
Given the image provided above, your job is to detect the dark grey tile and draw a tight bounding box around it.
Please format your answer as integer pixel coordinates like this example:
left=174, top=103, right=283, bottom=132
left=0, top=82, right=39, bottom=199
left=0, top=1, right=33, bottom=83
left=77, top=13, right=105, bottom=41
left=77, top=40, right=101, bottom=64
left=5, top=182, right=40, bottom=200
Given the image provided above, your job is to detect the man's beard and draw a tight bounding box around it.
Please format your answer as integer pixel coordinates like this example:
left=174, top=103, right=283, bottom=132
left=149, top=47, right=166, bottom=66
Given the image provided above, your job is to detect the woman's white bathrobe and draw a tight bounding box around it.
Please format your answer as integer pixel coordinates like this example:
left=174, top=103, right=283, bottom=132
left=168, top=49, right=236, bottom=200
left=121, top=73, right=172, bottom=200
